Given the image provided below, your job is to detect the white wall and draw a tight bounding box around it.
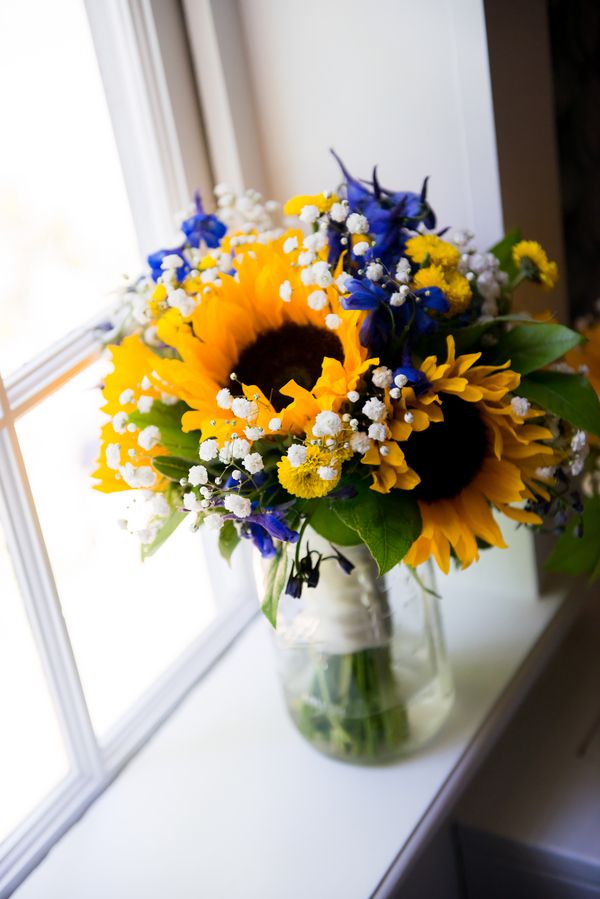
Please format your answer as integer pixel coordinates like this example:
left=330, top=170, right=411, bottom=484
left=237, top=0, right=504, bottom=248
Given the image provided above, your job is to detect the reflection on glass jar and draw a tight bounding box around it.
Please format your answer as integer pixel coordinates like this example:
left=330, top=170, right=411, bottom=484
left=256, top=530, right=454, bottom=764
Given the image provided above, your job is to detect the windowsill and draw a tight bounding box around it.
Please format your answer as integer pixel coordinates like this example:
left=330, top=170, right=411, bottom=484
left=13, top=579, right=581, bottom=899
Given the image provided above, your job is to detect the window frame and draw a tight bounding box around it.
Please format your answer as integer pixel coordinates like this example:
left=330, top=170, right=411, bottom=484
left=0, top=2, right=255, bottom=894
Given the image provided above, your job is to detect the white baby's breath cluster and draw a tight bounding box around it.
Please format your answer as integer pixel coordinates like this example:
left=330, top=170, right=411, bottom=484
left=449, top=230, right=509, bottom=317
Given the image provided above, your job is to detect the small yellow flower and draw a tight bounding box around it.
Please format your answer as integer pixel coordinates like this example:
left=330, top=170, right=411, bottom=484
left=277, top=445, right=340, bottom=498
left=513, top=240, right=558, bottom=290
left=405, top=234, right=460, bottom=269
left=412, top=265, right=472, bottom=316
left=283, top=193, right=338, bottom=216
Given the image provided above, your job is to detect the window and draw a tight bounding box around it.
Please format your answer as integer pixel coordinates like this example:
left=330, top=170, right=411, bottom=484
left=0, top=1, right=254, bottom=892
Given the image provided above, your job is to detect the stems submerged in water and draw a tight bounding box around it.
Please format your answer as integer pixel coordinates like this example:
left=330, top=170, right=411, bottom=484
left=290, top=644, right=410, bottom=763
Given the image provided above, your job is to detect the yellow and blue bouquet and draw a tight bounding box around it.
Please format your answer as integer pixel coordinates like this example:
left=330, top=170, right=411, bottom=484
left=95, top=155, right=600, bottom=622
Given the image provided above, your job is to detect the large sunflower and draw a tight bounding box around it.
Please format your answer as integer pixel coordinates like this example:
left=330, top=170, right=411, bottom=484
left=389, top=337, right=557, bottom=572
left=93, top=335, right=166, bottom=493
left=153, top=232, right=375, bottom=443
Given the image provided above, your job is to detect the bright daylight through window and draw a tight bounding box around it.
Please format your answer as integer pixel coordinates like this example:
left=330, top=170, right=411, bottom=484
left=0, top=1, right=245, bottom=889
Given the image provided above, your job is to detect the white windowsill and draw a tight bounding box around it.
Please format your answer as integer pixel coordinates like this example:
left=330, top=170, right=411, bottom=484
left=13, top=579, right=582, bottom=899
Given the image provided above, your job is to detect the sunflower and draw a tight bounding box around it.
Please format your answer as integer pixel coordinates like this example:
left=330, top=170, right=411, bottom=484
left=152, top=233, right=375, bottom=446
left=93, top=335, right=167, bottom=493
left=384, top=337, right=557, bottom=572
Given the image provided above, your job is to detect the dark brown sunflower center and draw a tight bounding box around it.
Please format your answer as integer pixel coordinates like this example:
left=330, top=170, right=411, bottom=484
left=231, top=322, right=344, bottom=411
left=402, top=395, right=488, bottom=502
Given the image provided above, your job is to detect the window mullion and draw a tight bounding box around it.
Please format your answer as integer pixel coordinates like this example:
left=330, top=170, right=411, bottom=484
left=84, top=0, right=214, bottom=254
left=0, top=380, right=103, bottom=783
left=5, top=315, right=102, bottom=421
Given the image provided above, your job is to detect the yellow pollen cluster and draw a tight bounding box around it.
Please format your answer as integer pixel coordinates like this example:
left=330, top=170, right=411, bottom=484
left=277, top=445, right=340, bottom=498
left=405, top=234, right=460, bottom=269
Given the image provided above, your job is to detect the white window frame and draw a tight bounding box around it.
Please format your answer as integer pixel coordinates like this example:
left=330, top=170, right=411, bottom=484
left=0, top=2, right=255, bottom=895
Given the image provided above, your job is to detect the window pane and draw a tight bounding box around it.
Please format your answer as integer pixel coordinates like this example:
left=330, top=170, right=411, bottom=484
left=0, top=0, right=139, bottom=376
left=0, top=516, right=70, bottom=843
left=16, top=364, right=223, bottom=737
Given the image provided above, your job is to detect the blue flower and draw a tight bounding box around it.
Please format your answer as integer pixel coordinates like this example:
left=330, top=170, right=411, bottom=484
left=236, top=507, right=299, bottom=558
left=330, top=151, right=437, bottom=268
left=147, top=247, right=189, bottom=283
left=342, top=278, right=388, bottom=311
left=181, top=192, right=226, bottom=249
left=392, top=361, right=431, bottom=396
left=285, top=573, right=303, bottom=598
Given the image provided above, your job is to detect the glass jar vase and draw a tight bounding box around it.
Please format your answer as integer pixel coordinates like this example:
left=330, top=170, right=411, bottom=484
left=256, top=531, right=454, bottom=764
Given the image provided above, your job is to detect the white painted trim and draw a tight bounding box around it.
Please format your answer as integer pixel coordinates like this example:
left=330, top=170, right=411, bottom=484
left=0, top=422, right=103, bottom=780
left=3, top=315, right=102, bottom=421
left=0, top=774, right=101, bottom=899
left=0, top=602, right=257, bottom=899
left=84, top=0, right=213, bottom=252
left=182, top=0, right=267, bottom=194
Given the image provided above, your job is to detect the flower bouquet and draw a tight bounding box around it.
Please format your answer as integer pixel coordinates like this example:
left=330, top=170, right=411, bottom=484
left=95, top=153, right=600, bottom=762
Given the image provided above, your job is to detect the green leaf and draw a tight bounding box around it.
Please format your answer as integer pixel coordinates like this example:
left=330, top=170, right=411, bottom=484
left=492, top=323, right=583, bottom=374
left=417, top=313, right=533, bottom=359
left=152, top=455, right=192, bottom=482
left=489, top=227, right=522, bottom=280
left=129, top=400, right=200, bottom=462
left=141, top=509, right=186, bottom=560
left=302, top=499, right=362, bottom=546
left=218, top=519, right=240, bottom=565
left=518, top=371, right=600, bottom=438
left=332, top=481, right=421, bottom=575
left=545, top=497, right=600, bottom=580
left=261, top=545, right=290, bottom=628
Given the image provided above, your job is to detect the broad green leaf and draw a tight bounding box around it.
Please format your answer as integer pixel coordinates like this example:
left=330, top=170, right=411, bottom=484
left=261, top=545, right=290, bottom=628
left=303, top=499, right=362, bottom=546
left=332, top=481, right=421, bottom=575
left=141, top=509, right=186, bottom=560
left=152, top=455, right=192, bottom=481
left=417, top=314, right=533, bottom=359
left=492, top=323, right=583, bottom=374
left=489, top=227, right=522, bottom=280
left=518, top=371, right=600, bottom=437
left=545, top=497, right=600, bottom=580
left=129, top=400, right=200, bottom=462
left=218, top=519, right=240, bottom=565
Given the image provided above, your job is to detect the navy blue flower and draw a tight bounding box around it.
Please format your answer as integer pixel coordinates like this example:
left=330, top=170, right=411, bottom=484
left=332, top=548, right=355, bottom=575
left=342, top=278, right=388, bottom=311
left=235, top=507, right=299, bottom=558
left=285, top=573, right=303, bottom=599
left=245, top=523, right=277, bottom=558
left=181, top=192, right=226, bottom=249
left=392, top=362, right=431, bottom=396
left=147, top=247, right=189, bottom=283
left=330, top=151, right=437, bottom=268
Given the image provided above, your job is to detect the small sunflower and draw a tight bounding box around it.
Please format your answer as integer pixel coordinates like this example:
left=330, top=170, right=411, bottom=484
left=152, top=233, right=376, bottom=446
left=388, top=337, right=557, bottom=572
left=513, top=240, right=558, bottom=290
